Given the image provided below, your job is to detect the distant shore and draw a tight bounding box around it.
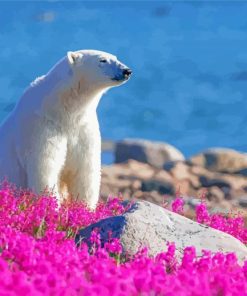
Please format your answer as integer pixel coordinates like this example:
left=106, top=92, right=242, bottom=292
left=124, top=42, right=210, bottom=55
left=100, top=138, right=247, bottom=222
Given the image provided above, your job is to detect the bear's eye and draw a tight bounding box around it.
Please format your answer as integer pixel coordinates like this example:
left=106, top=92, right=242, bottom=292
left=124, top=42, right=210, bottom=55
left=100, top=59, right=107, bottom=63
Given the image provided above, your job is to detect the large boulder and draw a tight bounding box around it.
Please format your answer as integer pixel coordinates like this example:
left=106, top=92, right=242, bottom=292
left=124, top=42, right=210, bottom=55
left=115, top=139, right=185, bottom=168
left=189, top=148, right=247, bottom=174
left=76, top=200, right=247, bottom=263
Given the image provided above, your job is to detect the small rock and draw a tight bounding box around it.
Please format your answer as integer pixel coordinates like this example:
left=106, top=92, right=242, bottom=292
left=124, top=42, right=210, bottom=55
left=174, top=179, right=191, bottom=196
left=236, top=168, right=247, bottom=176
left=115, top=139, right=185, bottom=168
left=188, top=174, right=201, bottom=189
left=190, top=148, right=247, bottom=173
left=153, top=170, right=174, bottom=183
left=199, top=176, right=231, bottom=189
left=221, top=186, right=232, bottom=200
left=163, top=161, right=177, bottom=171
left=170, top=161, right=190, bottom=180
left=76, top=201, right=247, bottom=262
left=222, top=174, right=247, bottom=191
left=207, top=186, right=224, bottom=202
left=131, top=180, right=142, bottom=190
left=239, top=196, right=247, bottom=208
left=190, top=165, right=213, bottom=176
left=187, top=198, right=202, bottom=209
left=141, top=180, right=174, bottom=195
left=127, top=160, right=155, bottom=180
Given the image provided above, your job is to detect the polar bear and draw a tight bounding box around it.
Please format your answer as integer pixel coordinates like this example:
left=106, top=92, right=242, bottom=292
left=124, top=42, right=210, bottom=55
left=0, top=50, right=132, bottom=208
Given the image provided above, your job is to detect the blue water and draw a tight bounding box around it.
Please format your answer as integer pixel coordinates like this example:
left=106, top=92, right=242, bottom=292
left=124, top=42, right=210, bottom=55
left=0, top=1, right=247, bottom=159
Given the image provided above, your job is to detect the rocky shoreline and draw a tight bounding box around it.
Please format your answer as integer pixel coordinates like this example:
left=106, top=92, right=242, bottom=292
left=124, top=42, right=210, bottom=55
left=101, top=139, right=247, bottom=221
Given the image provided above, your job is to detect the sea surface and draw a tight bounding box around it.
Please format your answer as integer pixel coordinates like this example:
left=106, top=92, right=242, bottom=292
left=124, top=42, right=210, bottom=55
left=0, top=1, right=247, bottom=163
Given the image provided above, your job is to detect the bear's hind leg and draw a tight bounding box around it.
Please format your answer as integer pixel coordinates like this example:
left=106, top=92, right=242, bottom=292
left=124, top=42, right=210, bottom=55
left=26, top=135, right=67, bottom=204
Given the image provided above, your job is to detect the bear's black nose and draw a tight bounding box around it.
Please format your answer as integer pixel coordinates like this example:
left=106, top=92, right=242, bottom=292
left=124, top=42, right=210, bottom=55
left=123, top=68, right=132, bottom=77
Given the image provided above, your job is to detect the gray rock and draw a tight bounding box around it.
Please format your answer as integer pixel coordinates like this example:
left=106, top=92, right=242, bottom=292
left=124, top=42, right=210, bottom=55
left=235, top=168, right=247, bottom=177
left=115, top=139, right=184, bottom=168
left=199, top=176, right=231, bottom=189
left=239, top=196, right=247, bottom=208
left=141, top=179, right=174, bottom=195
left=187, top=198, right=201, bottom=209
left=76, top=200, right=247, bottom=263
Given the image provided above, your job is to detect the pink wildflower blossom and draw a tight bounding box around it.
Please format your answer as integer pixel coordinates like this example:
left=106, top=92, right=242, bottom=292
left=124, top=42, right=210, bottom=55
left=0, top=185, right=246, bottom=295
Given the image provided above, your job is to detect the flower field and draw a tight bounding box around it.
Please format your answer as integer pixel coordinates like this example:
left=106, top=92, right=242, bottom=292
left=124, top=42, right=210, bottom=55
left=0, top=184, right=247, bottom=295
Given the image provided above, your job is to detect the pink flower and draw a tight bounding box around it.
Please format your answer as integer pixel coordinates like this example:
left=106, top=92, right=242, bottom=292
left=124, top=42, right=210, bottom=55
left=171, top=197, right=184, bottom=214
left=0, top=183, right=246, bottom=295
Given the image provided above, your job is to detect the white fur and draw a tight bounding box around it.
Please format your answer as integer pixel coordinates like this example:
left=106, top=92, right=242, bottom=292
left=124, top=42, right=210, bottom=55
left=0, top=50, right=131, bottom=208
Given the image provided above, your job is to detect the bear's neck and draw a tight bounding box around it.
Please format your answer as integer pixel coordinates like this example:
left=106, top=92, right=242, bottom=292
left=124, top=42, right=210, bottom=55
left=43, top=61, right=106, bottom=128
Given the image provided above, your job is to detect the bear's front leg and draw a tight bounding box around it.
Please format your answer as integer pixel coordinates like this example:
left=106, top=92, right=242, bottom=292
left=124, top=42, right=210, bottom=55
left=67, top=117, right=101, bottom=209
left=26, top=129, right=67, bottom=204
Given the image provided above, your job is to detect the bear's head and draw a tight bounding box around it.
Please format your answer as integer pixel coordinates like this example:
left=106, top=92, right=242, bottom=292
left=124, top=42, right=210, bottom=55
left=67, top=50, right=132, bottom=90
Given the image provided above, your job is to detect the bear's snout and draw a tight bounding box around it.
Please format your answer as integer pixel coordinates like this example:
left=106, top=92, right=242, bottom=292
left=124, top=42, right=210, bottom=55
left=123, top=68, right=132, bottom=79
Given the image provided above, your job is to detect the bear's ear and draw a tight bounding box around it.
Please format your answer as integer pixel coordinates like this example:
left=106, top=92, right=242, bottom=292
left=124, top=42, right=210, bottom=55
left=67, top=51, right=83, bottom=66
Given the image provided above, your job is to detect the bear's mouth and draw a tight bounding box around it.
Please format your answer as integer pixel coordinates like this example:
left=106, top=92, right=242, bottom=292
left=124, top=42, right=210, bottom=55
left=111, top=77, right=124, bottom=81
left=111, top=75, right=129, bottom=82
left=111, top=68, right=132, bottom=82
